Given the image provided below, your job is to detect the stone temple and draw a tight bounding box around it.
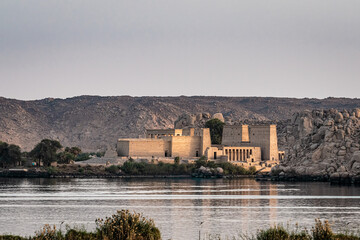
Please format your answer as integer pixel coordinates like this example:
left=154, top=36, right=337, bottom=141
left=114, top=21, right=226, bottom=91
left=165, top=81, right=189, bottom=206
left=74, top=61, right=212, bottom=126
left=117, top=124, right=283, bottom=168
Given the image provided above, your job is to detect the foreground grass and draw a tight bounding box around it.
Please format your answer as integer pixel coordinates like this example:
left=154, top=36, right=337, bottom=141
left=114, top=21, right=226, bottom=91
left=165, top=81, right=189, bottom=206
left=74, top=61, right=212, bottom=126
left=206, top=220, right=360, bottom=240
left=0, top=210, right=160, bottom=240
left=2, top=217, right=360, bottom=240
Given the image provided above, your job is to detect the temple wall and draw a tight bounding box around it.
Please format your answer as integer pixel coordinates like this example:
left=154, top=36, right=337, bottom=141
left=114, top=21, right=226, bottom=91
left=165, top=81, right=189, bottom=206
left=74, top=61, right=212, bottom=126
left=117, top=139, right=171, bottom=157
left=171, top=136, right=202, bottom=158
left=249, top=125, right=278, bottom=161
left=222, top=125, right=249, bottom=145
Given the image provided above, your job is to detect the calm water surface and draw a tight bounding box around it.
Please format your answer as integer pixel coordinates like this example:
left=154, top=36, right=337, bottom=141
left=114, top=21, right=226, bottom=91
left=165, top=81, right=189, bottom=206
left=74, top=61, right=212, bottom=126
left=0, top=178, right=360, bottom=239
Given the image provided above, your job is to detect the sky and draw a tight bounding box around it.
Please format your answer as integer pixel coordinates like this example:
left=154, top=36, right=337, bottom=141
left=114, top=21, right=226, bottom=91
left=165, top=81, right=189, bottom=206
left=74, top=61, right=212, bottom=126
left=0, top=0, right=359, bottom=100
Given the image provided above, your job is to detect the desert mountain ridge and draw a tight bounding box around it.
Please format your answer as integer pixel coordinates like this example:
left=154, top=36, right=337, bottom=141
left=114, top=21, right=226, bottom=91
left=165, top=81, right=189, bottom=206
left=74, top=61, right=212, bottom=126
left=0, top=95, right=359, bottom=152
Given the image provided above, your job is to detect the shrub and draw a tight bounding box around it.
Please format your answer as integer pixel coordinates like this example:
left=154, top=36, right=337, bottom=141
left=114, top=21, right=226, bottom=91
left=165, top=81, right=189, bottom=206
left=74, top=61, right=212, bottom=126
left=312, top=219, right=333, bottom=240
left=256, top=225, right=289, bottom=240
left=75, top=153, right=91, bottom=162
left=195, top=157, right=207, bottom=168
left=174, top=157, right=180, bottom=165
left=105, top=165, right=120, bottom=174
left=33, top=224, right=63, bottom=240
left=120, top=160, right=194, bottom=175
left=0, top=236, right=27, bottom=240
left=64, top=229, right=96, bottom=240
left=95, top=210, right=161, bottom=240
left=46, top=166, right=58, bottom=175
left=333, top=234, right=360, bottom=240
left=248, top=166, right=257, bottom=174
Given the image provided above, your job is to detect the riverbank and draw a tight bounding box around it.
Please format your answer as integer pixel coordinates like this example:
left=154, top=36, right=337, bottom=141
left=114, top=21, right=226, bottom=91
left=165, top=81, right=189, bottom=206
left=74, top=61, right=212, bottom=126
left=3, top=167, right=360, bottom=185
left=0, top=161, right=256, bottom=179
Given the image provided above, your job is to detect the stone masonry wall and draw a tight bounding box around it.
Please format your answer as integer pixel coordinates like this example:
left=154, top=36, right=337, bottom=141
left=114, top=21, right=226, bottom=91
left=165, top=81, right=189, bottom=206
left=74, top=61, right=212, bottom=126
left=171, top=136, right=202, bottom=158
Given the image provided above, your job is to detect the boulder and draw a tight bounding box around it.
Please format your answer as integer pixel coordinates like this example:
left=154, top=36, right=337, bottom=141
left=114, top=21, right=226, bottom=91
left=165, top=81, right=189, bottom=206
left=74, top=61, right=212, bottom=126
left=312, top=126, right=327, bottom=143
left=322, top=144, right=334, bottom=159
left=202, top=112, right=211, bottom=119
left=324, top=130, right=334, bottom=142
left=350, top=147, right=359, bottom=153
left=291, top=113, right=299, bottom=125
left=310, top=143, right=319, bottom=151
left=312, top=147, right=322, bottom=161
left=340, top=172, right=350, bottom=178
left=195, top=113, right=203, bottom=121
left=294, top=167, right=306, bottom=175
left=327, top=166, right=336, bottom=174
left=299, top=116, right=313, bottom=137
left=337, top=165, right=346, bottom=172
left=352, top=143, right=360, bottom=148
left=352, top=151, right=360, bottom=162
left=324, top=119, right=334, bottom=126
left=335, top=112, right=344, bottom=123
left=354, top=108, right=360, bottom=118
left=330, top=172, right=340, bottom=178
left=346, top=127, right=352, bottom=135
left=174, top=113, right=196, bottom=128
left=212, top=113, right=224, bottom=122
left=337, top=150, right=346, bottom=156
left=313, top=118, right=324, bottom=127
left=335, top=129, right=345, bottom=140
left=351, top=161, right=360, bottom=175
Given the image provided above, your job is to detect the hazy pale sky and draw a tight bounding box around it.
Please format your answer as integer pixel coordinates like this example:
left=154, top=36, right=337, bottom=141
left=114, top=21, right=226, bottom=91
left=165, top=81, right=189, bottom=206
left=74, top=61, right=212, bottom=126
left=1, top=0, right=359, bottom=100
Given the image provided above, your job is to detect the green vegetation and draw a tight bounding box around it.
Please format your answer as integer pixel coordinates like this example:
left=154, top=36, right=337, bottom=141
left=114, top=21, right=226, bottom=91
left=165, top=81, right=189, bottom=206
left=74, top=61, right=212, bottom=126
left=0, top=210, right=160, bottom=240
left=29, top=139, right=62, bottom=166
left=0, top=139, right=106, bottom=169
left=74, top=153, right=91, bottom=162
left=174, top=156, right=180, bottom=165
left=195, top=156, right=256, bottom=175
left=0, top=141, right=22, bottom=168
left=46, top=166, right=58, bottom=175
left=120, top=160, right=194, bottom=175
left=205, top=219, right=360, bottom=240
left=205, top=118, right=225, bottom=144
left=96, top=210, right=161, bottom=240
left=57, top=147, right=82, bottom=164
left=1, top=218, right=360, bottom=240
left=118, top=158, right=256, bottom=176
left=105, top=165, right=121, bottom=174
left=247, top=219, right=360, bottom=240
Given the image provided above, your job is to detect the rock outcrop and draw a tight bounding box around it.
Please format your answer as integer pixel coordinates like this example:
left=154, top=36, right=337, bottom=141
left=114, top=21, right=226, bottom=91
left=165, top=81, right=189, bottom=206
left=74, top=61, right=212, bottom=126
left=174, top=112, right=226, bottom=129
left=174, top=113, right=211, bottom=129
left=274, top=108, right=360, bottom=181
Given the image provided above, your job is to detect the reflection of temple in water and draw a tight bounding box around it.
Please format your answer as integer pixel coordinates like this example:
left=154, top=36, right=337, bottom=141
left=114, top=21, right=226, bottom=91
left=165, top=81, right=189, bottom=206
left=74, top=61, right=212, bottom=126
left=184, top=178, right=279, bottom=236
left=121, top=178, right=279, bottom=239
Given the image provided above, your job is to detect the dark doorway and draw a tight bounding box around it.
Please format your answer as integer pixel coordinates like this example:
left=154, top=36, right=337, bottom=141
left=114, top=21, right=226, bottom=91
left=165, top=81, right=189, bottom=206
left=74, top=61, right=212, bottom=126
left=165, top=151, right=168, bottom=157
left=214, top=152, right=217, bottom=159
left=196, top=151, right=199, bottom=157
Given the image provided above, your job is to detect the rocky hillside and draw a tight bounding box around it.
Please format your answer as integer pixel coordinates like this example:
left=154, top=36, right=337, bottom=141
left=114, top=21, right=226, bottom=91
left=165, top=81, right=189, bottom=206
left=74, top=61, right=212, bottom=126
left=274, top=108, right=360, bottom=180
left=0, top=95, right=359, bottom=152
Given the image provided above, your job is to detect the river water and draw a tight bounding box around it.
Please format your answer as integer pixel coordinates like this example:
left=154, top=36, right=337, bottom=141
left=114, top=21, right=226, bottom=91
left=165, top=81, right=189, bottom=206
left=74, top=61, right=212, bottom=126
left=0, top=178, right=360, bottom=239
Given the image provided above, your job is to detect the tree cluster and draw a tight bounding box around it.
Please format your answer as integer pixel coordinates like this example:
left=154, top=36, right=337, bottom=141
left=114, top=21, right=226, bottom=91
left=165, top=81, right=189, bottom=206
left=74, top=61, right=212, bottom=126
left=205, top=118, right=225, bottom=144
left=0, top=139, right=98, bottom=168
left=0, top=141, right=22, bottom=168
